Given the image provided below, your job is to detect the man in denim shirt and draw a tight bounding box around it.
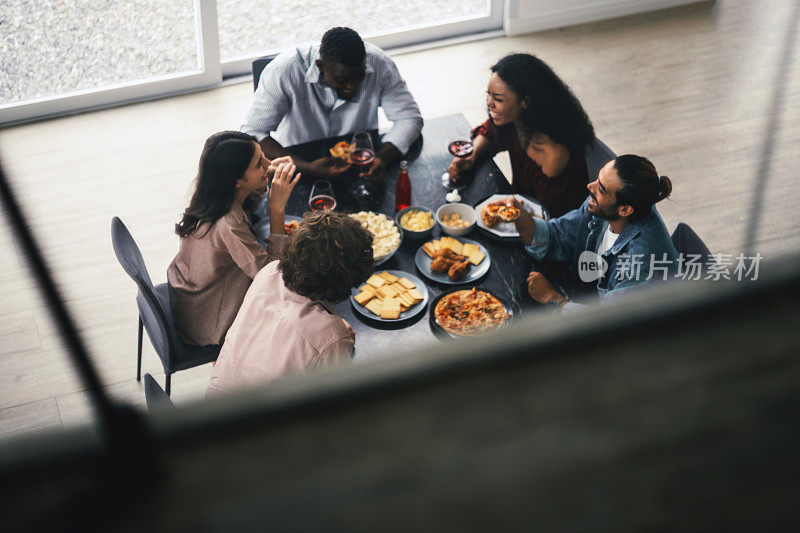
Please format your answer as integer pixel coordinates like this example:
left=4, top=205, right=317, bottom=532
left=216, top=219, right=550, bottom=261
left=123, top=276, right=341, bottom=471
left=513, top=154, right=678, bottom=309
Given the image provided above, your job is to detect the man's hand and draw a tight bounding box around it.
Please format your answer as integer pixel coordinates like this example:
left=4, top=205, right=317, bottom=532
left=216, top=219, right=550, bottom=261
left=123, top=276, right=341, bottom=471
left=447, top=155, right=475, bottom=183
left=511, top=197, right=537, bottom=246
left=267, top=156, right=295, bottom=177
left=307, top=156, right=352, bottom=180
left=359, top=156, right=386, bottom=182
left=526, top=271, right=566, bottom=305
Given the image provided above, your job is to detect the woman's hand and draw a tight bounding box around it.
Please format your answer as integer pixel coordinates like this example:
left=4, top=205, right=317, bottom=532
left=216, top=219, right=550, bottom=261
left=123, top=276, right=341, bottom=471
left=268, top=162, right=301, bottom=233
left=447, top=155, right=475, bottom=183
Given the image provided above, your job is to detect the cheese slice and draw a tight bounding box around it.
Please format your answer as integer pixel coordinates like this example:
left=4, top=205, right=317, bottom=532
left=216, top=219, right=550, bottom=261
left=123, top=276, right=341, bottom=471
left=365, top=299, right=383, bottom=316
left=354, top=291, right=373, bottom=305
left=407, top=288, right=424, bottom=303
left=469, top=250, right=485, bottom=266
left=378, top=271, right=399, bottom=283
left=398, top=277, right=416, bottom=289
left=377, top=285, right=398, bottom=299
left=366, top=275, right=386, bottom=288
left=380, top=307, right=400, bottom=319
left=462, top=243, right=478, bottom=257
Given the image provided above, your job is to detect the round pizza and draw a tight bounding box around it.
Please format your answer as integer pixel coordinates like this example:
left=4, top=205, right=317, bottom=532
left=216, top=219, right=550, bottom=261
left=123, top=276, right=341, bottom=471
left=434, top=288, right=510, bottom=336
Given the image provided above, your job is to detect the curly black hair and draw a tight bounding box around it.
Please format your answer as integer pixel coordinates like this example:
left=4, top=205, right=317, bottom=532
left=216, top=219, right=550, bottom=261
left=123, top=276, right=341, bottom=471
left=320, top=27, right=366, bottom=66
left=279, top=211, right=374, bottom=303
left=491, top=53, right=594, bottom=153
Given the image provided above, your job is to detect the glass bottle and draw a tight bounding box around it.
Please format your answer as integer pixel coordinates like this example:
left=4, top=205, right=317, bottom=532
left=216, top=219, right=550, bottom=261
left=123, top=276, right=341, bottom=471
left=395, top=160, right=411, bottom=211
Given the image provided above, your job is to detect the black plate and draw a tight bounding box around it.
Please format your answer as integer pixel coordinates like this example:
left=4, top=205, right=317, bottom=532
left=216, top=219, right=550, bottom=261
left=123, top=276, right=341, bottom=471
left=428, top=286, right=514, bottom=339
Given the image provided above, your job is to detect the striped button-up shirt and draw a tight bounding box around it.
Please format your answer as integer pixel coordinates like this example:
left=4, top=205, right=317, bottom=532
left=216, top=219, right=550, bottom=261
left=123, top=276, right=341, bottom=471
left=242, top=43, right=423, bottom=154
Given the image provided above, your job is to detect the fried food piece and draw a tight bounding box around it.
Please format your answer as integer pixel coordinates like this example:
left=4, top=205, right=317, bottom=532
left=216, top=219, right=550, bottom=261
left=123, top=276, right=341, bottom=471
left=329, top=141, right=352, bottom=162
left=284, top=221, right=299, bottom=235
left=434, top=248, right=466, bottom=263
left=448, top=260, right=470, bottom=281
left=431, top=257, right=454, bottom=273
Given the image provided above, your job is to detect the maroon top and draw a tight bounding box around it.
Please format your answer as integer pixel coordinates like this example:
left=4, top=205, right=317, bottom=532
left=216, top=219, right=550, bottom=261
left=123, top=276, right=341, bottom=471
left=472, top=119, right=589, bottom=218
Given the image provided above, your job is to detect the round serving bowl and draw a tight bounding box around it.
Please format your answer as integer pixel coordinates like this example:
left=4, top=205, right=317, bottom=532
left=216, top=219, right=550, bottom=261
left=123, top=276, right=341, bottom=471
left=395, top=206, right=435, bottom=240
left=435, top=202, right=476, bottom=237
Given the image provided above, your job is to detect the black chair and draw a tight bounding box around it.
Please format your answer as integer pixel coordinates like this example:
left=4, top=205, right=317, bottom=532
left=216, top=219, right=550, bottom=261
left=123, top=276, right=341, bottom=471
left=111, top=217, right=220, bottom=395
left=251, top=57, right=273, bottom=91
left=670, top=222, right=716, bottom=277
left=144, top=373, right=173, bottom=412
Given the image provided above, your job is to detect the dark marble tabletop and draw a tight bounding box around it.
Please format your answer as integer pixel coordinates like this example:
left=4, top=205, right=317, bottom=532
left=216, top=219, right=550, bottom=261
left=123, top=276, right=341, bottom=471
left=256, top=114, right=538, bottom=361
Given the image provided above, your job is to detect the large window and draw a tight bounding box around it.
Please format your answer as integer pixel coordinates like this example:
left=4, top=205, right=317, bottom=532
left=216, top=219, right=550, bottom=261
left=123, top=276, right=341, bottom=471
left=0, top=0, right=502, bottom=125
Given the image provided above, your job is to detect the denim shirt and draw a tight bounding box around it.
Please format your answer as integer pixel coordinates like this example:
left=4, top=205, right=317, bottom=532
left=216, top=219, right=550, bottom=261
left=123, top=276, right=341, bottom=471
left=525, top=197, right=678, bottom=302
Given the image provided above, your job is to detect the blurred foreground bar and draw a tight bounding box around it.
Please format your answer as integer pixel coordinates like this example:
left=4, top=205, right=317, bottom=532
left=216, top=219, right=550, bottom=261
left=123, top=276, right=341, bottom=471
left=2, top=253, right=799, bottom=530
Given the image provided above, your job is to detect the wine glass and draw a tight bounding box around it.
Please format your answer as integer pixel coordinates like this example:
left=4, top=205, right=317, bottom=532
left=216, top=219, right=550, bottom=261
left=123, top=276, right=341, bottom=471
left=308, top=180, right=336, bottom=212
left=350, top=132, right=375, bottom=169
left=445, top=139, right=474, bottom=191
left=348, top=132, right=377, bottom=202
left=448, top=139, right=474, bottom=158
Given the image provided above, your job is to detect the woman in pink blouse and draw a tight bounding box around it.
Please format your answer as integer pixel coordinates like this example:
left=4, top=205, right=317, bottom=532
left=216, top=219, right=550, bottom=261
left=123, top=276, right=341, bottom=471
left=447, top=53, right=613, bottom=218
left=168, top=131, right=301, bottom=346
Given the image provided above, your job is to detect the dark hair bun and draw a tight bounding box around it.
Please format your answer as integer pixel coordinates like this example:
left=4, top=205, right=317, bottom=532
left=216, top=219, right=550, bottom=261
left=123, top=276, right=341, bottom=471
left=657, top=176, right=672, bottom=202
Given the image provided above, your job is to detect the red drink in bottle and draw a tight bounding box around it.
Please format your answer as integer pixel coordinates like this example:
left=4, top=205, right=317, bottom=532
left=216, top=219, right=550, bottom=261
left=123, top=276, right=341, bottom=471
left=395, top=160, right=411, bottom=211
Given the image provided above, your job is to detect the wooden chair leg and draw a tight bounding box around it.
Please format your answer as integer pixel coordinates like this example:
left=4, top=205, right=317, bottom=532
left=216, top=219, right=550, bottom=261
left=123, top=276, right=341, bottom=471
left=137, top=316, right=143, bottom=382
left=165, top=373, right=171, bottom=397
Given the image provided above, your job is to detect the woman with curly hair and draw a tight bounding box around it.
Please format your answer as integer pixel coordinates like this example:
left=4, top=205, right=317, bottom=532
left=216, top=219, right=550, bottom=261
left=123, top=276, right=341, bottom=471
left=168, top=130, right=301, bottom=346
left=448, top=53, right=615, bottom=218
left=207, top=211, right=373, bottom=393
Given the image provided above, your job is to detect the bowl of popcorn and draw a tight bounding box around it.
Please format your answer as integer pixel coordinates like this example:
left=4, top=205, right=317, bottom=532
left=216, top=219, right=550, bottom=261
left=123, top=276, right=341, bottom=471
left=435, top=203, right=476, bottom=237
left=395, top=206, right=435, bottom=240
left=349, top=211, right=403, bottom=265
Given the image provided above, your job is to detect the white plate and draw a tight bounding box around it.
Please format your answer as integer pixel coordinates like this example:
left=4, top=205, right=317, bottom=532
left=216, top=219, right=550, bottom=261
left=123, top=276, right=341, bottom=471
left=474, top=194, right=549, bottom=240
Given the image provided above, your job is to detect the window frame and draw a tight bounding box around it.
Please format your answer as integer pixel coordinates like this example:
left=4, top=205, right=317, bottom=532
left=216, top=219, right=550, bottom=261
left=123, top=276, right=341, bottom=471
left=0, top=0, right=503, bottom=127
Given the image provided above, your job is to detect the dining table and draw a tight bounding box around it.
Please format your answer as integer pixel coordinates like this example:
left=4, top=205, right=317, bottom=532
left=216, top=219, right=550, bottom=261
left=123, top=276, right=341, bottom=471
left=255, top=113, right=540, bottom=362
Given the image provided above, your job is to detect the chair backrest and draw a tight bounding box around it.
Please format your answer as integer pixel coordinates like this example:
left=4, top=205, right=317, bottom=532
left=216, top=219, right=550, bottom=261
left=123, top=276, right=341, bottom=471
left=252, top=57, right=273, bottom=92
left=671, top=222, right=713, bottom=261
left=111, top=216, right=153, bottom=288
left=111, top=217, right=176, bottom=369
left=144, top=373, right=174, bottom=412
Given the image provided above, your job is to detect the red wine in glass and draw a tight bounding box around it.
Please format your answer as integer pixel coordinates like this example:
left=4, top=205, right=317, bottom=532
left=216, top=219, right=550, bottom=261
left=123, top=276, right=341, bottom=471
left=350, top=148, right=375, bottom=166
left=448, top=140, right=474, bottom=158
left=308, top=180, right=336, bottom=211
left=308, top=194, right=336, bottom=211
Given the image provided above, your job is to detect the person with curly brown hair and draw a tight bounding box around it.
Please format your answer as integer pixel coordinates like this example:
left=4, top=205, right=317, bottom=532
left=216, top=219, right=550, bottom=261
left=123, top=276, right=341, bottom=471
left=207, top=211, right=373, bottom=394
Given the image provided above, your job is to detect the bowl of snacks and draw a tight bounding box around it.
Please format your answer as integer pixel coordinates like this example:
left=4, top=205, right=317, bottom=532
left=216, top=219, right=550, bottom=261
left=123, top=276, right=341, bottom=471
left=435, top=202, right=476, bottom=237
left=349, top=211, right=403, bottom=265
left=395, top=206, right=435, bottom=240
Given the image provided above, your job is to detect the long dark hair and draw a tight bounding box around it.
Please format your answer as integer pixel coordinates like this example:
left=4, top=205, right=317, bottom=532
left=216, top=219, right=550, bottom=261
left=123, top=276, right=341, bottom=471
left=491, top=53, right=594, bottom=154
left=175, top=131, right=257, bottom=238
left=614, top=155, right=672, bottom=221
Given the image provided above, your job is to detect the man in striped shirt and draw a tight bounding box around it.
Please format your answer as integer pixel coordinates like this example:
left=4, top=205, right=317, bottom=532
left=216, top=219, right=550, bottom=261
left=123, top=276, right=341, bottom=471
left=242, top=27, right=423, bottom=182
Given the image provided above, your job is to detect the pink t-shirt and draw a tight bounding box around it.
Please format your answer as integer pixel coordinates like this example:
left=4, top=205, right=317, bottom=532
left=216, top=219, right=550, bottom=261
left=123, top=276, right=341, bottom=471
left=207, top=262, right=353, bottom=394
